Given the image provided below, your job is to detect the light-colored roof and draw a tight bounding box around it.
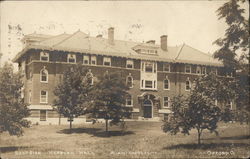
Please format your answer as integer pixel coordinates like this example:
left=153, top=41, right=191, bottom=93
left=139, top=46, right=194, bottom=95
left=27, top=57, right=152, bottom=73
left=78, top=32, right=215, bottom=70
left=13, top=30, right=223, bottom=66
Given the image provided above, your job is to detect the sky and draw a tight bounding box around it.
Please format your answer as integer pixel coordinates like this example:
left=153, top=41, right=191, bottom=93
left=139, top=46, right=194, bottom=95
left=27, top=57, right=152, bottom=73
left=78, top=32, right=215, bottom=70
left=0, top=1, right=249, bottom=66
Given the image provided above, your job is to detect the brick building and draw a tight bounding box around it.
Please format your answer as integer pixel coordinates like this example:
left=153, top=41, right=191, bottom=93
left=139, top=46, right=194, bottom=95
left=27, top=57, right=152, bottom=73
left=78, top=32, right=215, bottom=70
left=13, top=27, right=234, bottom=124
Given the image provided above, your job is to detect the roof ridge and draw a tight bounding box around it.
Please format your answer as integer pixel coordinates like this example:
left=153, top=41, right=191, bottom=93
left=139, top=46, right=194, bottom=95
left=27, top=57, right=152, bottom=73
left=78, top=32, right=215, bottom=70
left=184, top=44, right=213, bottom=58
left=52, top=30, right=87, bottom=47
left=175, top=43, right=185, bottom=60
left=37, top=33, right=69, bottom=43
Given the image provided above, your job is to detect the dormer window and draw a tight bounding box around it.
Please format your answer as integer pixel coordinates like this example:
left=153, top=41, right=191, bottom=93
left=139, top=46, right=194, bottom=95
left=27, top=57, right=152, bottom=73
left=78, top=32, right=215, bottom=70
left=83, top=55, right=89, bottom=65
left=68, top=54, right=76, bottom=63
left=103, top=57, right=111, bottom=66
left=163, top=63, right=170, bottom=72
left=40, top=52, right=49, bottom=61
left=126, top=60, right=134, bottom=69
left=185, top=65, right=191, bottom=74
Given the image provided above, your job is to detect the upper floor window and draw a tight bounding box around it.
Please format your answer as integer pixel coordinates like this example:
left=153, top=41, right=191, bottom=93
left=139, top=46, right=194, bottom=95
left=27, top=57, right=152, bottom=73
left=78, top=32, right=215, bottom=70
left=145, top=80, right=153, bottom=88
left=185, top=65, right=191, bottom=74
left=126, top=95, right=133, bottom=107
left=196, top=66, right=201, bottom=74
left=126, top=74, right=133, bottom=88
left=163, top=77, right=170, bottom=90
left=126, top=60, right=134, bottom=69
left=103, top=57, right=111, bottom=66
left=163, top=63, right=170, bottom=72
left=91, top=56, right=97, bottom=65
left=40, top=52, right=49, bottom=61
left=211, top=68, right=217, bottom=75
left=68, top=54, right=76, bottom=63
left=202, top=67, right=206, bottom=74
left=40, top=68, right=48, bottom=83
left=163, top=97, right=170, bottom=108
left=40, top=90, right=48, bottom=103
left=145, top=62, right=153, bottom=72
left=83, top=55, right=89, bottom=65
left=185, top=78, right=191, bottom=91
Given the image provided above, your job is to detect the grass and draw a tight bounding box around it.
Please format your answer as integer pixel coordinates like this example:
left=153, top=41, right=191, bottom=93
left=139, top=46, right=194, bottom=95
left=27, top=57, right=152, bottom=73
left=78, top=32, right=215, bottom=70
left=0, top=121, right=249, bottom=159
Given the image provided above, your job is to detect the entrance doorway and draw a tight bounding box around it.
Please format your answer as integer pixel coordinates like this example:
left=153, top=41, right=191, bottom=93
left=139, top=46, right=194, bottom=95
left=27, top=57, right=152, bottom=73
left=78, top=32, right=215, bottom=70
left=143, top=99, right=153, bottom=118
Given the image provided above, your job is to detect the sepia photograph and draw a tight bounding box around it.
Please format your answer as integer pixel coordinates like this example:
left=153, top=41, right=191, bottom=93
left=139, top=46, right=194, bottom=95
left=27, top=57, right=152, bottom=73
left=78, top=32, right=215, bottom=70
left=0, top=0, right=249, bottom=158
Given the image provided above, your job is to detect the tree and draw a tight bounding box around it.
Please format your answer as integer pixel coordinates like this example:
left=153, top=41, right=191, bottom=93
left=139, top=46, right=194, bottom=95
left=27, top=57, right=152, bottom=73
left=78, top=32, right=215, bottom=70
left=162, top=73, right=237, bottom=145
left=53, top=64, right=92, bottom=132
left=214, top=0, right=249, bottom=122
left=162, top=93, right=221, bottom=145
left=0, top=63, right=30, bottom=136
left=214, top=0, right=249, bottom=72
left=193, top=73, right=236, bottom=122
left=90, top=72, right=132, bottom=132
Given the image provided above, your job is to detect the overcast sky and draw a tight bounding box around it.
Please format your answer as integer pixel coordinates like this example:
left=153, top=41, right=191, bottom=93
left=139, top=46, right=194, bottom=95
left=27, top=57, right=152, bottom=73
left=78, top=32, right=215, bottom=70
left=0, top=1, right=248, bottom=65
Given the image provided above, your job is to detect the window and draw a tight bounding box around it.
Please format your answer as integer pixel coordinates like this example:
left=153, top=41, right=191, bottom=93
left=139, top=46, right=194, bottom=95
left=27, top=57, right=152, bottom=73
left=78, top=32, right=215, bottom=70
left=83, top=55, right=89, bottom=65
left=228, top=101, right=233, bottom=110
left=145, top=80, right=153, bottom=88
left=145, top=62, right=153, bottom=72
left=103, top=57, right=111, bottom=66
left=29, top=90, right=32, bottom=104
left=163, top=97, right=170, bottom=108
left=91, top=56, right=96, bottom=65
left=40, top=52, right=49, bottom=61
left=215, top=99, right=218, bottom=106
left=68, top=54, right=76, bottom=63
left=185, top=78, right=191, bottom=91
left=40, top=110, right=46, bottom=121
left=40, top=90, right=48, bottom=103
left=126, top=60, right=134, bottom=69
left=196, top=66, right=201, bottom=74
left=163, top=63, right=170, bottom=72
left=164, top=78, right=170, bottom=90
left=185, top=65, right=191, bottom=73
left=126, top=95, right=133, bottom=107
left=211, top=68, right=217, bottom=75
left=126, top=75, right=133, bottom=88
left=40, top=69, right=48, bottom=83
left=202, top=67, right=206, bottom=74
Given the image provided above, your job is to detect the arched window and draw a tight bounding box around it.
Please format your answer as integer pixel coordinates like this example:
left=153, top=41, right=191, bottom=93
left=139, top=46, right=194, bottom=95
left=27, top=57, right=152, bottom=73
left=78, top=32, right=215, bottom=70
left=126, top=74, right=133, bottom=88
left=163, top=76, right=170, bottom=90
left=185, top=78, right=191, bottom=91
left=40, top=68, right=48, bottom=83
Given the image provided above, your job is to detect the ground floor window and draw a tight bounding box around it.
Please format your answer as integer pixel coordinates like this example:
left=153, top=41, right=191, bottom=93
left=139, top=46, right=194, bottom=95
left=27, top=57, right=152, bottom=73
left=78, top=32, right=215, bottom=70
left=40, top=110, right=46, bottom=121
left=126, top=95, right=133, bottom=106
left=163, top=97, right=170, bottom=108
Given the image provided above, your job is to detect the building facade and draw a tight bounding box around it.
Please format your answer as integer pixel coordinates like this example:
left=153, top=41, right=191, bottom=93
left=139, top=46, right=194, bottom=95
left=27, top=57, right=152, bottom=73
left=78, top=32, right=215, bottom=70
left=13, top=27, right=235, bottom=125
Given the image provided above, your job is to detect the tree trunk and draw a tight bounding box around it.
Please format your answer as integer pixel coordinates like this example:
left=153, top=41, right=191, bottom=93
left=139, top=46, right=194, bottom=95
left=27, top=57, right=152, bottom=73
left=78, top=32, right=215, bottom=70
left=197, top=129, right=202, bottom=145
left=69, top=119, right=72, bottom=133
left=105, top=119, right=108, bottom=132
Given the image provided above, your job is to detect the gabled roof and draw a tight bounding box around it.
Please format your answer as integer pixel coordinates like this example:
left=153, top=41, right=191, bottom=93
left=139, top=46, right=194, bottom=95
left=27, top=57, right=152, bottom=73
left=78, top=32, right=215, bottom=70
left=13, top=30, right=223, bottom=66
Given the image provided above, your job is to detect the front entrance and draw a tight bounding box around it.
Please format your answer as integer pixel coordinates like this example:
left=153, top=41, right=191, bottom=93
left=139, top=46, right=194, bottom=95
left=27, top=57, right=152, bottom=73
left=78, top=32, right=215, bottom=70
left=143, top=99, right=153, bottom=118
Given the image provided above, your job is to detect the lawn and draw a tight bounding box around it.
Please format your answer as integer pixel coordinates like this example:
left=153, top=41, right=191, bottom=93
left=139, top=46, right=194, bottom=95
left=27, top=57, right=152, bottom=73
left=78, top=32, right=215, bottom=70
left=0, top=121, right=249, bottom=159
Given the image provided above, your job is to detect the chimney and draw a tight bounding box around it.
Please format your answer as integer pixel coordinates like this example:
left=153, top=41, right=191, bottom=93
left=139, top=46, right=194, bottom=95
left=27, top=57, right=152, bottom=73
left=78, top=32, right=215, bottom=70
left=96, top=34, right=103, bottom=38
left=146, top=40, right=155, bottom=44
left=108, top=27, right=114, bottom=45
left=160, top=35, right=168, bottom=51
